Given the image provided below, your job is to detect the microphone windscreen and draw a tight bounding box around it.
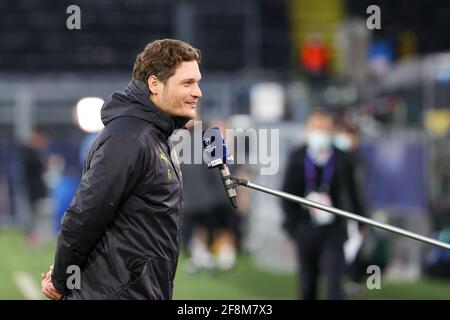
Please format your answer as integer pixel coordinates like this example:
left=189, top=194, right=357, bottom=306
left=202, top=127, right=233, bottom=168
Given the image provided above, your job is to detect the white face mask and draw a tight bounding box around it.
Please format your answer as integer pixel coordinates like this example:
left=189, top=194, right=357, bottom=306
left=307, top=130, right=332, bottom=153
left=334, top=133, right=352, bottom=151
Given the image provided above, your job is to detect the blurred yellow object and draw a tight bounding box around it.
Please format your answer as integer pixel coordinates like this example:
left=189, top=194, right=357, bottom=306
left=398, top=30, right=418, bottom=59
left=210, top=231, right=237, bottom=271
left=424, top=109, right=450, bottom=136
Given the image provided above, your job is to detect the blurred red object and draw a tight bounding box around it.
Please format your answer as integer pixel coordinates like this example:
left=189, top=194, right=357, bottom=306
left=300, top=35, right=330, bottom=74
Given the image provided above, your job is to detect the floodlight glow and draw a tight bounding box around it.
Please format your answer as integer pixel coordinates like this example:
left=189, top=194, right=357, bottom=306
left=76, top=97, right=105, bottom=133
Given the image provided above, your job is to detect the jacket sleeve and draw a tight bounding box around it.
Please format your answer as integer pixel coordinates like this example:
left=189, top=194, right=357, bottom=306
left=51, top=131, right=147, bottom=294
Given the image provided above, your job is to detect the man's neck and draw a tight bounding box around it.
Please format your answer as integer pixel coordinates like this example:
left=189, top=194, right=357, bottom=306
left=149, top=94, right=173, bottom=118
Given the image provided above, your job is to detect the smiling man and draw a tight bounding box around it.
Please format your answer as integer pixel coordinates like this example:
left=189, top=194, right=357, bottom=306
left=41, top=39, right=202, bottom=300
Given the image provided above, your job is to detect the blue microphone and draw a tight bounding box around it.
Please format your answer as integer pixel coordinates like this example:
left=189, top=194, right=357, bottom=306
left=202, top=127, right=238, bottom=209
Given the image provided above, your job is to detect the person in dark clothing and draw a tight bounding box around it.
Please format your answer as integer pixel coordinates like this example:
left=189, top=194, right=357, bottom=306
left=333, top=124, right=370, bottom=296
left=20, top=128, right=48, bottom=247
left=182, top=120, right=241, bottom=272
left=281, top=111, right=365, bottom=300
left=181, top=140, right=223, bottom=272
left=41, top=39, right=202, bottom=300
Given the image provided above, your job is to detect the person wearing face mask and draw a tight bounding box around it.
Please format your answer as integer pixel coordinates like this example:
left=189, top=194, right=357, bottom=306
left=281, top=111, right=366, bottom=300
left=333, top=124, right=371, bottom=297
left=333, top=125, right=360, bottom=156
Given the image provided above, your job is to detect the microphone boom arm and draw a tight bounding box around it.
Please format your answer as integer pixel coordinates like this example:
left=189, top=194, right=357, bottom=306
left=230, top=177, right=450, bottom=251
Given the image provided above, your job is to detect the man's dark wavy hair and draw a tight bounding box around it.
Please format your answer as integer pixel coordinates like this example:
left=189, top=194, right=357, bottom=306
left=132, top=39, right=201, bottom=85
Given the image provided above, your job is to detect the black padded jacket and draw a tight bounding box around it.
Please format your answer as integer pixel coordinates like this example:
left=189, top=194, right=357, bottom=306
left=51, top=79, right=188, bottom=299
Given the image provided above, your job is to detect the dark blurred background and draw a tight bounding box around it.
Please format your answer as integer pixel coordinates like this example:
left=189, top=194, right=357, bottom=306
left=1, top=0, right=450, bottom=299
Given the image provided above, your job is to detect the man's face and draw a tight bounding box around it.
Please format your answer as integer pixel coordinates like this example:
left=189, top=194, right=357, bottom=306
left=30, top=132, right=48, bottom=150
left=305, top=113, right=334, bottom=153
left=149, top=60, right=202, bottom=120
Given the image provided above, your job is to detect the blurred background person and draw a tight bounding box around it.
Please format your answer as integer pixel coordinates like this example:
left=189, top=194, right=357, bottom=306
left=182, top=119, right=243, bottom=273
left=333, top=123, right=359, bottom=155
left=18, top=128, right=49, bottom=248
left=207, top=119, right=244, bottom=272
left=181, top=139, right=219, bottom=273
left=281, top=111, right=366, bottom=300
left=333, top=121, right=378, bottom=297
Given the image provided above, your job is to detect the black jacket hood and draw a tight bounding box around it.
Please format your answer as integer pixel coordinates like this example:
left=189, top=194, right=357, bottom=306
left=101, top=79, right=189, bottom=137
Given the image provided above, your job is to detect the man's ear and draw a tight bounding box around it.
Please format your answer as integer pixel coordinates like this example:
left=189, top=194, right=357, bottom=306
left=147, top=75, right=161, bottom=95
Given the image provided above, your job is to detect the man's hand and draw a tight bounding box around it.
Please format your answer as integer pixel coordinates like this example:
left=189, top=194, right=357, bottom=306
left=41, top=265, right=63, bottom=300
